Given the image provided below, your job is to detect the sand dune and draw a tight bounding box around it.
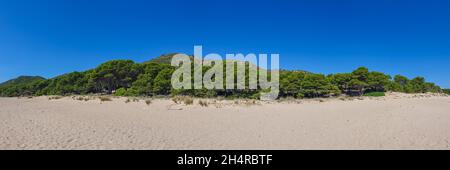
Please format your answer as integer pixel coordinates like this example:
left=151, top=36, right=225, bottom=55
left=1, top=93, right=450, bottom=150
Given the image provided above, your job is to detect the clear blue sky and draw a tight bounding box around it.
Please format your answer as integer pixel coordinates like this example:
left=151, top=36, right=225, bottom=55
left=0, top=0, right=449, bottom=88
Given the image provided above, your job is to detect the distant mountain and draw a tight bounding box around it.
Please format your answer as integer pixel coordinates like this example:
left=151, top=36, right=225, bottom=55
left=0, top=76, right=46, bottom=88
left=443, top=89, right=450, bottom=95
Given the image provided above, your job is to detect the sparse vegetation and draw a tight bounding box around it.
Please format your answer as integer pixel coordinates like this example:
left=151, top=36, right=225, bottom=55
left=244, top=100, right=258, bottom=106
left=231, top=99, right=259, bottom=106
left=245, top=100, right=254, bottom=106
left=443, top=89, right=450, bottom=95
left=73, top=96, right=92, bottom=101
left=172, top=96, right=183, bottom=104
left=145, top=99, right=152, bottom=105
left=0, top=54, right=444, bottom=99
left=199, top=100, right=208, bottom=107
left=48, top=96, right=62, bottom=100
left=74, top=96, right=90, bottom=101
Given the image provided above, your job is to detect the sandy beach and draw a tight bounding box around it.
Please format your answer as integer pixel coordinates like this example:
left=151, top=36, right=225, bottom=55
left=1, top=93, right=449, bottom=150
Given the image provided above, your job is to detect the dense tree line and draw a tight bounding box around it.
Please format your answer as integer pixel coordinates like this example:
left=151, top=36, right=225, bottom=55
left=0, top=56, right=444, bottom=98
left=0, top=76, right=46, bottom=97
left=443, top=89, right=450, bottom=95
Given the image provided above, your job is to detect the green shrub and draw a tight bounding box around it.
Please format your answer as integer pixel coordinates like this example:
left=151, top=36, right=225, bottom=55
left=363, top=92, right=385, bottom=97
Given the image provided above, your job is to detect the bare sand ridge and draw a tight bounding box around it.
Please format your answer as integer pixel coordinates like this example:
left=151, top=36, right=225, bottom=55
left=1, top=93, right=450, bottom=150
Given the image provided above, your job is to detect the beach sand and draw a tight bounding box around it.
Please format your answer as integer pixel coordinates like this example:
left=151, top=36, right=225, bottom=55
left=1, top=93, right=449, bottom=150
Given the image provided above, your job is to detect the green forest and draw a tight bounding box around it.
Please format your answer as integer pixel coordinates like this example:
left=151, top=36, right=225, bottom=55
left=0, top=54, right=445, bottom=99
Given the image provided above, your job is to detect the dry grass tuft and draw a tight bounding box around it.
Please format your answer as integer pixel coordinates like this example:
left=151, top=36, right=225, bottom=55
left=232, top=99, right=260, bottom=106
left=75, top=96, right=87, bottom=101
left=172, top=96, right=182, bottom=104
left=244, top=100, right=259, bottom=106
